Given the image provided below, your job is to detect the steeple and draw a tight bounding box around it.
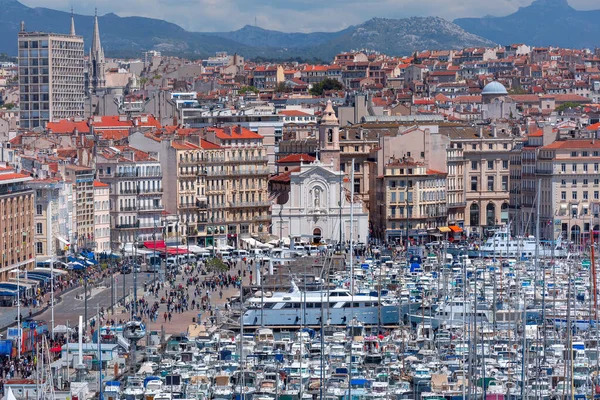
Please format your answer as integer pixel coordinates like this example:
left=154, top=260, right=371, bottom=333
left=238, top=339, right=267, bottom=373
left=318, top=99, right=341, bottom=171
left=70, top=8, right=76, bottom=36
left=91, top=8, right=101, bottom=55
left=90, top=8, right=106, bottom=93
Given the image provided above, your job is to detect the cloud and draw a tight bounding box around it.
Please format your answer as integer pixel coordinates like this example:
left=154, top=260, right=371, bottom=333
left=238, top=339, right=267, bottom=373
left=18, top=0, right=598, bottom=32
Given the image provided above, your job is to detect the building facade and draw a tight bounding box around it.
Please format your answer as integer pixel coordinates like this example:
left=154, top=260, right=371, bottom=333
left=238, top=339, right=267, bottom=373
left=18, top=19, right=85, bottom=129
left=0, top=167, right=35, bottom=281
left=29, top=179, right=60, bottom=266
left=96, top=146, right=164, bottom=247
left=374, top=159, right=447, bottom=243
left=93, top=181, right=110, bottom=253
left=62, top=165, right=95, bottom=252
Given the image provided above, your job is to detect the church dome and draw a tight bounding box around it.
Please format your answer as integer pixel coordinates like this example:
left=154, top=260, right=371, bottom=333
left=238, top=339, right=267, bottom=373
left=482, top=81, right=508, bottom=95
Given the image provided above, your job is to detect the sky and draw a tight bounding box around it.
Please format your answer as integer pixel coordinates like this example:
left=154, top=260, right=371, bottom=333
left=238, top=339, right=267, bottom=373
left=18, top=0, right=600, bottom=33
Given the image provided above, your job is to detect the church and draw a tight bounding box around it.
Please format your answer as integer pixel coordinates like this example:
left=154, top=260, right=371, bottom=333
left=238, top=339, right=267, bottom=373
left=272, top=101, right=369, bottom=244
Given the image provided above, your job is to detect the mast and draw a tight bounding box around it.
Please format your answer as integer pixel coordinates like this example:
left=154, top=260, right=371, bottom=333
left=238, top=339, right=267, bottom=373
left=348, top=158, right=355, bottom=400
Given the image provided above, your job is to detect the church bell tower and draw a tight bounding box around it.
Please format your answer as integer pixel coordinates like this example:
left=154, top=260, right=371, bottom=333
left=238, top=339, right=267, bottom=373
left=318, top=100, right=340, bottom=171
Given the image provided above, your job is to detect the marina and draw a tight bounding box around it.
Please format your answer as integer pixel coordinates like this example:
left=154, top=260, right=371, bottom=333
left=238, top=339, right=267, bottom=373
left=3, top=231, right=600, bottom=400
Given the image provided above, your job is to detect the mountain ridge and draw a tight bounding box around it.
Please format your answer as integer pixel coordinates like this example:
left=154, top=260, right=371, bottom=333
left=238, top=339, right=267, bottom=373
left=3, top=0, right=494, bottom=59
left=454, top=0, right=600, bottom=48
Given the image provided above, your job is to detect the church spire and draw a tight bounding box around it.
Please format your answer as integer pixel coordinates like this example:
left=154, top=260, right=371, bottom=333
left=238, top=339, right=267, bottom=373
left=91, top=8, right=101, bottom=55
left=70, top=8, right=76, bottom=36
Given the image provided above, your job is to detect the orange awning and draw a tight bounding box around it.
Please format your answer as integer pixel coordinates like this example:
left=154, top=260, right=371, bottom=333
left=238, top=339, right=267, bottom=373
left=448, top=225, right=463, bottom=233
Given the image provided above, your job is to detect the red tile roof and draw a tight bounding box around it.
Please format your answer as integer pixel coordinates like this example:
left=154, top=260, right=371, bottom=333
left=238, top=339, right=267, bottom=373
left=270, top=167, right=300, bottom=183
left=277, top=154, right=315, bottom=164
left=90, top=116, right=134, bottom=128
left=278, top=110, right=313, bottom=117
left=47, top=119, right=90, bottom=134
left=93, top=180, right=109, bottom=188
left=208, top=126, right=263, bottom=140
left=542, top=140, right=600, bottom=150
left=587, top=122, right=600, bottom=131
left=200, top=139, right=222, bottom=149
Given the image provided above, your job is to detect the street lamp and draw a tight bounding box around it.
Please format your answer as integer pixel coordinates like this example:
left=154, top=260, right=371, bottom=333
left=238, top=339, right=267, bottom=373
left=50, top=255, right=56, bottom=340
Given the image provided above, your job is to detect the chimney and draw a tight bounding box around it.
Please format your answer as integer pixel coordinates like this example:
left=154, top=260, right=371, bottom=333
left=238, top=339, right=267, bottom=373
left=478, top=126, right=483, bottom=137
left=492, top=124, right=497, bottom=138
left=20, top=21, right=25, bottom=32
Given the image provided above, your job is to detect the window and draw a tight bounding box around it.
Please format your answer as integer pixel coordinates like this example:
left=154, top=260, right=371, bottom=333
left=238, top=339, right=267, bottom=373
left=354, top=178, right=360, bottom=194
left=471, top=176, right=478, bottom=191
left=583, top=151, right=589, bottom=157
left=596, top=179, right=600, bottom=185
left=561, top=191, right=566, bottom=200
left=571, top=151, right=578, bottom=157
left=561, top=179, right=566, bottom=185
left=406, top=152, right=411, bottom=157
left=572, top=191, right=577, bottom=200
left=472, top=144, right=477, bottom=150
left=501, top=176, right=508, bottom=191
left=487, top=160, right=494, bottom=170
left=36, top=204, right=42, bottom=215
left=584, top=179, right=589, bottom=185
left=487, top=176, right=494, bottom=191
left=353, top=163, right=360, bottom=172
left=573, top=179, right=577, bottom=185
left=584, top=164, right=588, bottom=172
left=391, top=192, right=396, bottom=202
left=36, top=242, right=43, bottom=254
left=502, top=160, right=509, bottom=169
left=561, top=163, right=566, bottom=172
left=390, top=206, right=396, bottom=218
left=584, top=191, right=589, bottom=200
left=595, top=163, right=599, bottom=172
left=595, top=151, right=599, bottom=157
left=488, top=144, right=493, bottom=150
left=471, top=161, right=478, bottom=170
left=420, top=151, right=425, bottom=158
left=354, top=146, right=359, bottom=152
left=572, top=163, right=577, bottom=172
left=503, top=143, right=508, bottom=149
left=36, top=223, right=42, bottom=235
left=595, top=191, right=599, bottom=200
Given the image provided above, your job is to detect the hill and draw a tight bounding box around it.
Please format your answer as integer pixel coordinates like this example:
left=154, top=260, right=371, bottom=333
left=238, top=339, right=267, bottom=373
left=454, top=0, right=600, bottom=48
left=1, top=0, right=494, bottom=60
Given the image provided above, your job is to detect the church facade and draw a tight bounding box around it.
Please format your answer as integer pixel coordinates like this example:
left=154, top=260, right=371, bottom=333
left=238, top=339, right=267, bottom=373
left=273, top=101, right=369, bottom=244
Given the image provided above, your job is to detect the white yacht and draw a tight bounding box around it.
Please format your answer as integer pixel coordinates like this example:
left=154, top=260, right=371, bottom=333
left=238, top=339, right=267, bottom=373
left=479, top=229, right=568, bottom=258
left=242, top=282, right=400, bottom=326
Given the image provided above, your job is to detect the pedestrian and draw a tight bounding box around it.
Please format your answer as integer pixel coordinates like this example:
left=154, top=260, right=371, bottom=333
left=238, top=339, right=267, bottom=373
left=168, top=312, right=172, bottom=322
left=163, top=312, right=167, bottom=322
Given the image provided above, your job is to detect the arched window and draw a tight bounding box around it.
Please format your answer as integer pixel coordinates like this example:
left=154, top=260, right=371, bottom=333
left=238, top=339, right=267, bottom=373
left=486, top=203, right=496, bottom=226
left=470, top=203, right=479, bottom=227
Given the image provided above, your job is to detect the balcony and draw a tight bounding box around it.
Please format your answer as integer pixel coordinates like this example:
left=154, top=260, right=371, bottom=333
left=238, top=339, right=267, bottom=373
left=447, top=157, right=464, bottom=162
left=115, top=221, right=140, bottom=229
left=227, top=156, right=268, bottom=163
left=119, top=206, right=137, bottom=212
left=138, top=188, right=163, bottom=195
left=207, top=170, right=227, bottom=176
left=228, top=201, right=271, bottom=208
left=253, top=215, right=271, bottom=222
left=114, top=172, right=162, bottom=178
left=178, top=203, right=197, bottom=209
left=138, top=205, right=164, bottom=212
left=447, top=201, right=466, bottom=208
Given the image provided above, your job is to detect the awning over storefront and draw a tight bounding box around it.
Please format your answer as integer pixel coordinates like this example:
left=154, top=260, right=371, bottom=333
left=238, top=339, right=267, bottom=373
left=144, top=240, right=166, bottom=250
left=438, top=227, right=451, bottom=233
left=449, top=225, right=463, bottom=233
left=165, top=247, right=189, bottom=255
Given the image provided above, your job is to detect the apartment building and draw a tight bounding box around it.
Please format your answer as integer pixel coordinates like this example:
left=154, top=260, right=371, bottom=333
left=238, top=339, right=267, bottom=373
left=93, top=181, right=110, bottom=253
left=18, top=20, right=85, bottom=129
left=535, top=138, right=600, bottom=243
left=444, top=125, right=514, bottom=235
left=62, top=165, right=94, bottom=252
left=96, top=146, right=164, bottom=247
left=374, top=159, right=447, bottom=242
left=204, top=126, right=271, bottom=246
left=128, top=132, right=222, bottom=247
left=29, top=179, right=60, bottom=265
left=0, top=167, right=35, bottom=281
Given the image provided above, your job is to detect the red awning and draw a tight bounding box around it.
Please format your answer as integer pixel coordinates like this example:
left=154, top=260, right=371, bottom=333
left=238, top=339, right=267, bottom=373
left=448, top=225, right=463, bottom=233
left=50, top=346, right=62, bottom=353
left=166, top=247, right=189, bottom=255
left=144, top=240, right=166, bottom=249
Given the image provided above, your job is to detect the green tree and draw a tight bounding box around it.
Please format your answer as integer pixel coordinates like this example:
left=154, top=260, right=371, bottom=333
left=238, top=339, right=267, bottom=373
left=3, top=103, right=14, bottom=110
left=556, top=102, right=582, bottom=113
left=309, top=78, right=344, bottom=96
left=239, top=86, right=259, bottom=95
left=275, top=82, right=291, bottom=93
left=206, top=257, right=228, bottom=273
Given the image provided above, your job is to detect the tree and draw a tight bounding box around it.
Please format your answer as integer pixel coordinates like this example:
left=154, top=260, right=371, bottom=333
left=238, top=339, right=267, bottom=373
left=239, top=86, right=259, bottom=95
left=556, top=102, right=582, bottom=113
left=206, top=257, right=228, bottom=273
left=309, top=78, right=344, bottom=96
left=275, top=82, right=291, bottom=93
left=3, top=103, right=14, bottom=110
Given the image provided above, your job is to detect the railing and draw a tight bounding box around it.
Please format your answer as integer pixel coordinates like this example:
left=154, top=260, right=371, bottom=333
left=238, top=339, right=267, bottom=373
left=119, top=206, right=137, bottom=212
left=114, top=172, right=162, bottom=178
left=138, top=188, right=163, bottom=194
left=228, top=201, right=271, bottom=208
left=447, top=201, right=466, bottom=208
left=115, top=221, right=140, bottom=229
left=138, top=206, right=164, bottom=212
left=253, top=215, right=271, bottom=222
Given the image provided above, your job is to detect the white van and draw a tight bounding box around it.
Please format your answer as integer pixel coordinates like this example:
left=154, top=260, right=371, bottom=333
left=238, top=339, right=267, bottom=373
left=219, top=251, right=231, bottom=261
left=197, top=252, right=211, bottom=261
left=166, top=256, right=178, bottom=267
left=232, top=249, right=249, bottom=260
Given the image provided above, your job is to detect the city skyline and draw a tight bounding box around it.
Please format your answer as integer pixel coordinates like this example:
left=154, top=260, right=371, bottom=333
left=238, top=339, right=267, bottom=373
left=16, top=0, right=600, bottom=33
